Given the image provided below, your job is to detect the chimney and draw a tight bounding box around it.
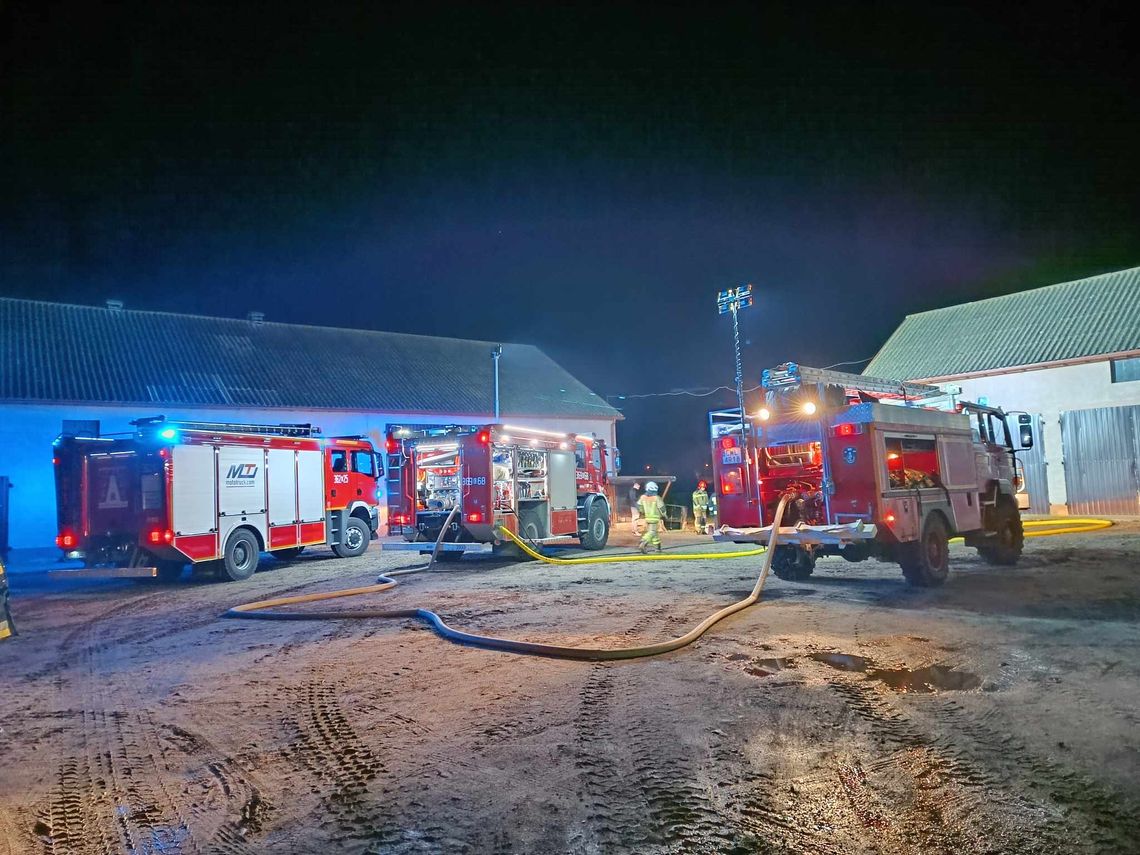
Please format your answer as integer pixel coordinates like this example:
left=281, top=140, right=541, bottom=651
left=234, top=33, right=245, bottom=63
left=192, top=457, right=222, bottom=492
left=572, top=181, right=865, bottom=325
left=248, top=311, right=265, bottom=325
left=106, top=299, right=124, bottom=312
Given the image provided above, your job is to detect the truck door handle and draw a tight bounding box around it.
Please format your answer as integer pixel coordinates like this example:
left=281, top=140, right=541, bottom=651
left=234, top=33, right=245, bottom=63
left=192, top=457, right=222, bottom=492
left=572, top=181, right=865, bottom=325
left=331, top=489, right=337, bottom=497
left=357, top=488, right=362, bottom=496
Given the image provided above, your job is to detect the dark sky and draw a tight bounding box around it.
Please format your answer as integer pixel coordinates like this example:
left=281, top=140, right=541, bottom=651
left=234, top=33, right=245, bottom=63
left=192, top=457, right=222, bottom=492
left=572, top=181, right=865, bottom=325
left=3, top=2, right=1138, bottom=485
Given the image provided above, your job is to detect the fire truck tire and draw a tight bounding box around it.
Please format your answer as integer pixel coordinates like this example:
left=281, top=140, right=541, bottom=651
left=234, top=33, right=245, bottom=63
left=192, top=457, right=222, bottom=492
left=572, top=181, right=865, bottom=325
left=977, top=499, right=1024, bottom=566
left=274, top=546, right=305, bottom=561
left=332, top=518, right=370, bottom=558
left=518, top=512, right=542, bottom=544
left=579, top=503, right=610, bottom=550
left=222, top=529, right=260, bottom=582
left=899, top=514, right=950, bottom=587
left=771, top=546, right=815, bottom=581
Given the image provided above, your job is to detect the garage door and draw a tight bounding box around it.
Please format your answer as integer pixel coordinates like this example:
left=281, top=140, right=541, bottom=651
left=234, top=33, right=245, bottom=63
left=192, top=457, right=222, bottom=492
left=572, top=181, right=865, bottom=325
left=1061, top=405, right=1140, bottom=515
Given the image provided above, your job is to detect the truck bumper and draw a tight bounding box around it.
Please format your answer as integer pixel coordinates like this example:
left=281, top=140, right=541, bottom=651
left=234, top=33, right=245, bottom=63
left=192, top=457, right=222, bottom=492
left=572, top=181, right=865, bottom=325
left=715, top=520, right=878, bottom=547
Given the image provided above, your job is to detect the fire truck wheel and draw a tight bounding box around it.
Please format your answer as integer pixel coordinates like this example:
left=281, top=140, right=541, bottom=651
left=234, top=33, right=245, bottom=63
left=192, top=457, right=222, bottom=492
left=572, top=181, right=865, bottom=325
left=579, top=503, right=610, bottom=550
left=771, top=546, right=815, bottom=581
left=899, top=514, right=950, bottom=587
left=222, top=529, right=260, bottom=582
left=518, top=512, right=542, bottom=544
left=332, top=518, right=370, bottom=559
left=977, top=499, right=1024, bottom=566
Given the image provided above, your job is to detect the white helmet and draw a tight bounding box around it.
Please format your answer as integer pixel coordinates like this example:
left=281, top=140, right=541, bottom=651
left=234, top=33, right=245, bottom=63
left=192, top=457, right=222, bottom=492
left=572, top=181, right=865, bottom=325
left=645, top=481, right=659, bottom=494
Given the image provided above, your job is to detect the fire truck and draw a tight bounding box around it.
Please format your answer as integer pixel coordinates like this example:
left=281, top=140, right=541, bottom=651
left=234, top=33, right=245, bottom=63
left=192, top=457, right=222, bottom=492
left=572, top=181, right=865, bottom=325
left=53, top=417, right=382, bottom=581
left=710, top=363, right=1034, bottom=587
left=383, top=424, right=616, bottom=559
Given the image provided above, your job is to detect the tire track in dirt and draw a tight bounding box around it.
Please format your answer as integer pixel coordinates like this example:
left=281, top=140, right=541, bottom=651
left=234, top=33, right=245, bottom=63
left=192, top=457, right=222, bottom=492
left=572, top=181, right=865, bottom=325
left=824, top=676, right=1112, bottom=854
left=285, top=680, right=402, bottom=850
left=570, top=604, right=759, bottom=853
left=28, top=586, right=273, bottom=855
left=929, top=699, right=1140, bottom=853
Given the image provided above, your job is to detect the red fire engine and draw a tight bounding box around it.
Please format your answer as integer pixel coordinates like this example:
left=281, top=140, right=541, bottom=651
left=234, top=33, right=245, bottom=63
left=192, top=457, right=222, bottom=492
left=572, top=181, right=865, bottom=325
left=383, top=424, right=616, bottom=558
left=53, top=417, right=382, bottom=581
left=710, top=364, right=1034, bottom=586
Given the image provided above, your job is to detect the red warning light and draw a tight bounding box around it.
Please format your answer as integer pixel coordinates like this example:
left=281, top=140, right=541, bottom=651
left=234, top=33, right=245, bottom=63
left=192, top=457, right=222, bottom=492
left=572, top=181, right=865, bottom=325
left=722, top=482, right=734, bottom=494
left=466, top=511, right=484, bottom=523
left=885, top=513, right=896, bottom=524
left=476, top=431, right=491, bottom=445
left=385, top=436, right=399, bottom=453
left=834, top=423, right=858, bottom=437
left=720, top=436, right=738, bottom=450
left=56, top=531, right=77, bottom=549
left=148, top=528, right=174, bottom=545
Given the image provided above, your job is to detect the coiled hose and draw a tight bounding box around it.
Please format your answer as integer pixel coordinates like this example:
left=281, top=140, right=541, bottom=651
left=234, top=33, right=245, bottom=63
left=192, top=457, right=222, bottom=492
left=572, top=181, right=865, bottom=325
left=223, top=496, right=791, bottom=661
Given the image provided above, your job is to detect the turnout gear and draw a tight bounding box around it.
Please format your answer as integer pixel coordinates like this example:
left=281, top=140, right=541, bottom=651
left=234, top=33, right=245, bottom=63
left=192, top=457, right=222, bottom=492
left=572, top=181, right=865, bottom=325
left=691, top=484, right=710, bottom=533
left=637, top=493, right=666, bottom=552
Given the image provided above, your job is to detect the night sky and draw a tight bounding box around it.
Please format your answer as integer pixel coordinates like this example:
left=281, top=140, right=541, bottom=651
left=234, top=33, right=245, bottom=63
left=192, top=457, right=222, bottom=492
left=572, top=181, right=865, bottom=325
left=3, top=3, right=1138, bottom=488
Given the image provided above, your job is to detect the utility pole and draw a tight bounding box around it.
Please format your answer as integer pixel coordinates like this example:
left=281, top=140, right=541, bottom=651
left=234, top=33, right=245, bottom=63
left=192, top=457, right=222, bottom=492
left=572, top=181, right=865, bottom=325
left=716, top=284, right=755, bottom=507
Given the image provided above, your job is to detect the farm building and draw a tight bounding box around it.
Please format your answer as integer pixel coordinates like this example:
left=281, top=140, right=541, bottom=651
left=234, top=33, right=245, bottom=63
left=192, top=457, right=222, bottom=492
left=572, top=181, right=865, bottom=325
left=0, top=298, right=620, bottom=550
left=866, top=266, right=1140, bottom=515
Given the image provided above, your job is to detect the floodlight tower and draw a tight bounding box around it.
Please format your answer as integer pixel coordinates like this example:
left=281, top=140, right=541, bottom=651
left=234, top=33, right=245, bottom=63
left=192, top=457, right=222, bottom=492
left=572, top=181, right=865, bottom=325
left=716, top=284, right=753, bottom=429
left=717, top=284, right=755, bottom=504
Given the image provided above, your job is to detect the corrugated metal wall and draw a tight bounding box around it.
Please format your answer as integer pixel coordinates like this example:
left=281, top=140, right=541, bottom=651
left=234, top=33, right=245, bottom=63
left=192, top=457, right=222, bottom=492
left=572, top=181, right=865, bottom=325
left=1018, top=414, right=1049, bottom=512
left=1061, top=405, right=1140, bottom=515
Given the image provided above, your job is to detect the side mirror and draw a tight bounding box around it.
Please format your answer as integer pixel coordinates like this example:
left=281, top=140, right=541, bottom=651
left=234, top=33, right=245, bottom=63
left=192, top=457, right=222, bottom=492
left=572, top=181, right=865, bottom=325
left=1016, top=414, right=1034, bottom=450
left=612, top=448, right=622, bottom=474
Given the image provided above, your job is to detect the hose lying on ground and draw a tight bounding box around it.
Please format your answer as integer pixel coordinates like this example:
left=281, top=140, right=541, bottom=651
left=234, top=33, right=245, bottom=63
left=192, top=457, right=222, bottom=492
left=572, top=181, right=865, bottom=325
left=949, top=516, right=1113, bottom=543
left=223, top=496, right=791, bottom=661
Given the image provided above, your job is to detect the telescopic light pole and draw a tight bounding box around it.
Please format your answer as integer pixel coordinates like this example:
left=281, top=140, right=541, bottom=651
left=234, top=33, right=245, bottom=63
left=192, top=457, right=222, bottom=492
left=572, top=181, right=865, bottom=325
left=716, top=284, right=755, bottom=505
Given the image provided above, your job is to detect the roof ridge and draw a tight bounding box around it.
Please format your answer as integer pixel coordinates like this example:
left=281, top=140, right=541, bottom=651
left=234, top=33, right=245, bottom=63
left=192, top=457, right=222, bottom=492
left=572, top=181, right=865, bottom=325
left=899, top=265, right=1140, bottom=321
left=0, top=295, right=530, bottom=350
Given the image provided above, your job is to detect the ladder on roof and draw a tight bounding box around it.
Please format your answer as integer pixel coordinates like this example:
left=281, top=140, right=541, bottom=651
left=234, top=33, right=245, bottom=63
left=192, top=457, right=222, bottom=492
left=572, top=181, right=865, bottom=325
left=762, top=363, right=945, bottom=400
left=131, top=416, right=322, bottom=437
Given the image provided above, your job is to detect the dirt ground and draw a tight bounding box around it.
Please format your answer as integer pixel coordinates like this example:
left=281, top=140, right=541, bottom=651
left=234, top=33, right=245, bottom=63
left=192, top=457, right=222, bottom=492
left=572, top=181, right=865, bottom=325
left=2, top=521, right=1139, bottom=855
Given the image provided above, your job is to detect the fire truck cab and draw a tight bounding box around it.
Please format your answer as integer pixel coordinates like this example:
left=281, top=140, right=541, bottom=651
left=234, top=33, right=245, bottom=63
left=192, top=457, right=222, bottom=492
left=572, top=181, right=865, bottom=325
left=383, top=424, right=615, bottom=559
left=711, top=363, right=1033, bottom=587
left=53, top=418, right=382, bottom=581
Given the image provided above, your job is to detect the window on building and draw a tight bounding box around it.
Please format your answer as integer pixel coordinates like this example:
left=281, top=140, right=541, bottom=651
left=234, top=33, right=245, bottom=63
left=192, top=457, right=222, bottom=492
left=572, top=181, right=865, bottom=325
left=1110, top=356, right=1140, bottom=383
left=885, top=436, right=942, bottom=489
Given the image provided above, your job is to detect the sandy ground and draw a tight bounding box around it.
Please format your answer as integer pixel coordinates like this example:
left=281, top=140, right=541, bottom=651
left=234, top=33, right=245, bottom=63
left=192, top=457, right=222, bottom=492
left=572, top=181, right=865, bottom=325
left=2, top=521, right=1139, bottom=855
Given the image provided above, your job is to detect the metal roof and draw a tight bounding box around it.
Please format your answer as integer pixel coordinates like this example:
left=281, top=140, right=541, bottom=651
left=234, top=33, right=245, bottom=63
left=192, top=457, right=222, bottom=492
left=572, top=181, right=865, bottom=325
left=865, top=266, right=1140, bottom=380
left=0, top=298, right=619, bottom=419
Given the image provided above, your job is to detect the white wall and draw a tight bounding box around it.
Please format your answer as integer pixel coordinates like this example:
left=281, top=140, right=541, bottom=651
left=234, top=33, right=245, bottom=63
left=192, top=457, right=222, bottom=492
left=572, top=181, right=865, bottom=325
left=0, top=403, right=616, bottom=549
left=948, top=359, right=1140, bottom=511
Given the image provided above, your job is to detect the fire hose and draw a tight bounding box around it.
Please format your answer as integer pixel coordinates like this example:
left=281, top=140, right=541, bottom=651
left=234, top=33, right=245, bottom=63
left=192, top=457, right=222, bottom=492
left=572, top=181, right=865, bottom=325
left=223, top=496, right=791, bottom=661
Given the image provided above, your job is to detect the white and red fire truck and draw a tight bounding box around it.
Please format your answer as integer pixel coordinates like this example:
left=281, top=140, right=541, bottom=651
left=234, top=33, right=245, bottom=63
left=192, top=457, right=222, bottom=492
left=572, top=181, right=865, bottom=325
left=710, top=363, right=1034, bottom=586
left=53, top=417, right=382, bottom=581
left=383, top=424, right=616, bottom=558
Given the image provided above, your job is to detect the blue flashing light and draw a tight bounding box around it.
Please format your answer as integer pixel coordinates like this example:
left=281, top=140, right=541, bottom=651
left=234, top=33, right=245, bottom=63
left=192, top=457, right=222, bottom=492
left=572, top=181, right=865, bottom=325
left=159, top=428, right=178, bottom=440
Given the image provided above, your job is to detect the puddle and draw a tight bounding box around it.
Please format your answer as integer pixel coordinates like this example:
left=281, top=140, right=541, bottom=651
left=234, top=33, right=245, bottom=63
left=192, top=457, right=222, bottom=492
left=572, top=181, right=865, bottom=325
left=810, top=652, right=870, bottom=672
left=871, top=665, right=982, bottom=693
left=745, top=658, right=794, bottom=677
left=811, top=651, right=981, bottom=692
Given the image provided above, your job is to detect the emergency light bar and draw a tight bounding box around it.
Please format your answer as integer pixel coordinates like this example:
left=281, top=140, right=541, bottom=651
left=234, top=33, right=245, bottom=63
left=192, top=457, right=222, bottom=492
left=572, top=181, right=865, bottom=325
left=131, top=416, right=322, bottom=438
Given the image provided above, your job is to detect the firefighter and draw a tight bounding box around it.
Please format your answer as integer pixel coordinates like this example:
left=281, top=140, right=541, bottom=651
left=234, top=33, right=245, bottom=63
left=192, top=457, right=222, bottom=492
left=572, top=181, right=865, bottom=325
left=629, top=481, right=642, bottom=534
left=692, top=481, right=710, bottom=533
left=637, top=481, right=666, bottom=553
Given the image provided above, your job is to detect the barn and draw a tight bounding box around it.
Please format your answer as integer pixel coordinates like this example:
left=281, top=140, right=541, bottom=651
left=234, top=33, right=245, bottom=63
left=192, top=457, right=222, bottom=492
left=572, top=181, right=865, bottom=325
left=0, top=298, right=620, bottom=550
left=866, top=266, right=1140, bottom=515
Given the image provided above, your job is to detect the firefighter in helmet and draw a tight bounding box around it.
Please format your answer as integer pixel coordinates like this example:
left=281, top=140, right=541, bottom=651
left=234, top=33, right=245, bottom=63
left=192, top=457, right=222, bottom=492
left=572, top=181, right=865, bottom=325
left=637, top=481, right=666, bottom=553
left=0, top=554, right=14, bottom=641
left=692, top=480, right=710, bottom=533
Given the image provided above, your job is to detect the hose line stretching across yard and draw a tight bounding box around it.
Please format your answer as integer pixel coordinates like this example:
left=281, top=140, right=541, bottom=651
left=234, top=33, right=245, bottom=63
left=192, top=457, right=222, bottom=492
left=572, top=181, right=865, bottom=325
left=223, top=496, right=789, bottom=661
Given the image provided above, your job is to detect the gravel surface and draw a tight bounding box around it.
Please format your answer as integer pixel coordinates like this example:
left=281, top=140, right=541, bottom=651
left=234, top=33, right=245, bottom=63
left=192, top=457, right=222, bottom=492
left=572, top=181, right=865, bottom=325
left=2, top=523, right=1139, bottom=854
